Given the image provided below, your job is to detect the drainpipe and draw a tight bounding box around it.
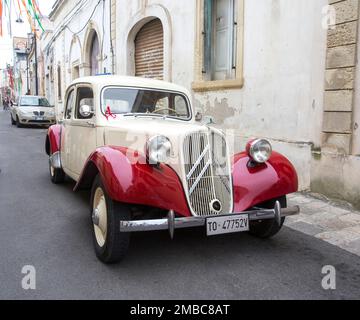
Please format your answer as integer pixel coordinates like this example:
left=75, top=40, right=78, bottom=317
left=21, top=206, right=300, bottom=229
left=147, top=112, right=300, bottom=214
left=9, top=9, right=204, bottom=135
left=34, top=31, right=39, bottom=96
left=109, top=0, right=115, bottom=74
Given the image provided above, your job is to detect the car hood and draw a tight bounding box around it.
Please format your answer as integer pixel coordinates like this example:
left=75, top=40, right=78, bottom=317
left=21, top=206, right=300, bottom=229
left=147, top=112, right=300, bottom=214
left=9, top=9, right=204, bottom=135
left=104, top=117, right=217, bottom=176
left=105, top=117, right=210, bottom=147
left=18, top=106, right=54, bottom=113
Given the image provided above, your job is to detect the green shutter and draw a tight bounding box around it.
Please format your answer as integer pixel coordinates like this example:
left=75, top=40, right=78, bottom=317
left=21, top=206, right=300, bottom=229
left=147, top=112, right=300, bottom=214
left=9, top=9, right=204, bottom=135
left=203, top=0, right=213, bottom=75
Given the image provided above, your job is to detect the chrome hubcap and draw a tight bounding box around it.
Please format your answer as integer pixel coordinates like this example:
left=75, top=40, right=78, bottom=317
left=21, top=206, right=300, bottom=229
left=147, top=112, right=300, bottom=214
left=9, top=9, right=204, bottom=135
left=93, top=188, right=107, bottom=248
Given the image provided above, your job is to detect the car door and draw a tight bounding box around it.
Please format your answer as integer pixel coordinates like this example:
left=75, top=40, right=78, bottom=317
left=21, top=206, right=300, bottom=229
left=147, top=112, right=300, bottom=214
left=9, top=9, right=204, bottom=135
left=60, top=87, right=76, bottom=176
left=69, top=85, right=97, bottom=177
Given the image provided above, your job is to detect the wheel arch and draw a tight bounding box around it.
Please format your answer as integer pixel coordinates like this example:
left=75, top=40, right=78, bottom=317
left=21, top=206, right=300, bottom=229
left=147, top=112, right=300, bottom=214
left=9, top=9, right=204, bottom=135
left=74, top=146, right=192, bottom=217
left=232, top=151, right=299, bottom=212
left=46, top=125, right=62, bottom=155
left=75, top=160, right=99, bottom=191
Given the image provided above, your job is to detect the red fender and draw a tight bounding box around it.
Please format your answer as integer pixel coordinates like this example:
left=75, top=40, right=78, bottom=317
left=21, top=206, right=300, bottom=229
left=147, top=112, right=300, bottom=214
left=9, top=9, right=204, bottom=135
left=232, top=151, right=299, bottom=212
left=74, top=146, right=192, bottom=217
left=46, top=124, right=62, bottom=155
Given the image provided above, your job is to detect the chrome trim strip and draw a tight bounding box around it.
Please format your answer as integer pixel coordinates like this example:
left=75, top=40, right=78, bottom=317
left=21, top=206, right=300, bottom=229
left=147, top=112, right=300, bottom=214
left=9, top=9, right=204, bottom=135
left=188, top=159, right=212, bottom=195
left=186, top=144, right=210, bottom=180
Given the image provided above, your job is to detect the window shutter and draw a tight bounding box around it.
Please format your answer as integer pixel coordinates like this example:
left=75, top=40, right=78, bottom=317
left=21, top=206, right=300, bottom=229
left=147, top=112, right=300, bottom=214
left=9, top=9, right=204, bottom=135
left=135, top=19, right=164, bottom=80
left=203, top=0, right=213, bottom=76
left=213, top=0, right=233, bottom=80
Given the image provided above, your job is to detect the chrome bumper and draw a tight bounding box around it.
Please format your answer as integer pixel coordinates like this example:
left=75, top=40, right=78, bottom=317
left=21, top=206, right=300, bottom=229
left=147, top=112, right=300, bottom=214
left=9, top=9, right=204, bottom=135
left=120, top=202, right=300, bottom=239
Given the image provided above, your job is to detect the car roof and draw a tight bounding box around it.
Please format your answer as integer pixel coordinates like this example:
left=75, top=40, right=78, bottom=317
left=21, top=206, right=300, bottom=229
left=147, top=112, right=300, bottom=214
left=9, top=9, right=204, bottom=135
left=70, top=76, right=191, bottom=96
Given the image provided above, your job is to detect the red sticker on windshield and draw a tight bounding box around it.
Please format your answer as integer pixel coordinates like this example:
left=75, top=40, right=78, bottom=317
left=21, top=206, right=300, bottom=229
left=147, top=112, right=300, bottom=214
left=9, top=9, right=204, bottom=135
left=105, top=106, right=117, bottom=120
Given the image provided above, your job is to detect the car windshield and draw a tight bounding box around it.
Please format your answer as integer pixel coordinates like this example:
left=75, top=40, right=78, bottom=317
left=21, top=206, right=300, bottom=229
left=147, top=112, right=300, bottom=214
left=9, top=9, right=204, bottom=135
left=102, top=87, right=191, bottom=120
left=20, top=97, right=51, bottom=107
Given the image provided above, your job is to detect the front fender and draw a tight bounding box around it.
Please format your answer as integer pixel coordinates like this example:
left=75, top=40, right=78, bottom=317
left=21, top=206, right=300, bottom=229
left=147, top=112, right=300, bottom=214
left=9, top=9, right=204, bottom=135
left=46, top=124, right=62, bottom=155
left=232, top=151, right=299, bottom=212
left=74, top=146, right=192, bottom=217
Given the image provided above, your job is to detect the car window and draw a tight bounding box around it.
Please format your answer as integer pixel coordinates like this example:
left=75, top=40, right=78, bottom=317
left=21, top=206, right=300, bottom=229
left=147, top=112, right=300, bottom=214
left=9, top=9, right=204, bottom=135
left=20, top=96, right=50, bottom=107
left=76, top=87, right=94, bottom=120
left=65, top=90, right=75, bottom=120
left=173, top=95, right=189, bottom=117
left=155, top=97, right=169, bottom=110
left=102, top=88, right=191, bottom=120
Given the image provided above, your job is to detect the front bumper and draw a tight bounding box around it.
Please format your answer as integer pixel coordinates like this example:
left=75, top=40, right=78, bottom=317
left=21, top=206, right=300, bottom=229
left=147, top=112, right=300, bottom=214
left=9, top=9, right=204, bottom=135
left=19, top=114, right=56, bottom=126
left=120, top=201, right=300, bottom=239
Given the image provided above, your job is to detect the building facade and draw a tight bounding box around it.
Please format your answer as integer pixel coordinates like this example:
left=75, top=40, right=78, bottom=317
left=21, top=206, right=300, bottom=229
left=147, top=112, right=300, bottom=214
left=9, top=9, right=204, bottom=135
left=12, top=37, right=29, bottom=98
left=41, top=0, right=113, bottom=109
left=42, top=0, right=360, bottom=208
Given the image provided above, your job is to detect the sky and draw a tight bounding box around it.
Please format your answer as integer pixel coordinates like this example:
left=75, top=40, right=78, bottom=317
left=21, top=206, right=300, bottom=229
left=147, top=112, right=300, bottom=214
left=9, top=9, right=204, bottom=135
left=0, top=0, right=56, bottom=68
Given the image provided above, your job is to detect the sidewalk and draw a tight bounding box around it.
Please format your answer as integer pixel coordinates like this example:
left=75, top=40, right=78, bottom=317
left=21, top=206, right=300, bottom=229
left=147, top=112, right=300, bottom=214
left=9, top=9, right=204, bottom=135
left=287, top=193, right=360, bottom=257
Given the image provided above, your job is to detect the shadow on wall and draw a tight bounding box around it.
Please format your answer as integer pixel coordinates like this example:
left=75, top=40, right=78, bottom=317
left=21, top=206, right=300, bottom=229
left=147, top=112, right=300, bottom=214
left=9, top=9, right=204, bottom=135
left=194, top=97, right=237, bottom=126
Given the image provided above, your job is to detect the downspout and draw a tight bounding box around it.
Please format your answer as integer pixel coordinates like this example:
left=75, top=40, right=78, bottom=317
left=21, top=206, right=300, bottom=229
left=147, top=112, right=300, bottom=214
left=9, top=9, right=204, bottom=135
left=109, top=0, right=115, bottom=74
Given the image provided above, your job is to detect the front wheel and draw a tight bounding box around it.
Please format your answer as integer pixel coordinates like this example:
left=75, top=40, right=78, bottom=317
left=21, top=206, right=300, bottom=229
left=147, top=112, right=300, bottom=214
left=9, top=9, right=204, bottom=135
left=16, top=116, right=22, bottom=128
left=90, top=175, right=131, bottom=264
left=11, top=115, right=16, bottom=125
left=249, top=196, right=287, bottom=239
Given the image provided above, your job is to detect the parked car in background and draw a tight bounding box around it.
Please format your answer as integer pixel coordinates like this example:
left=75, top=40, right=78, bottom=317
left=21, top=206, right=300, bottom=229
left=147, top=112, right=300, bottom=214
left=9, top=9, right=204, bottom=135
left=45, top=76, right=300, bottom=264
left=11, top=95, right=56, bottom=128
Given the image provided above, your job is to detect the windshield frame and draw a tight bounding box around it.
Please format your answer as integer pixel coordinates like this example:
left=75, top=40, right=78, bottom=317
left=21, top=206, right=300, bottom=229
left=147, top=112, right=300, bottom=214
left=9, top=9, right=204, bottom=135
left=20, top=96, right=51, bottom=107
left=100, top=85, right=193, bottom=122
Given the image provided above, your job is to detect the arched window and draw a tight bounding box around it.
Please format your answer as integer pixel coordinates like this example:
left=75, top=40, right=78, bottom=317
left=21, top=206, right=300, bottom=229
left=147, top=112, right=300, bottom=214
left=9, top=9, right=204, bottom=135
left=90, top=33, right=100, bottom=76
left=135, top=19, right=164, bottom=80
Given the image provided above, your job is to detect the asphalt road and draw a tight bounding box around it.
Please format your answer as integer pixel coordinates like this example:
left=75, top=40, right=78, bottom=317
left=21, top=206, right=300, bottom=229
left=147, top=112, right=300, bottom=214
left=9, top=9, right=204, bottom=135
left=0, top=110, right=359, bottom=300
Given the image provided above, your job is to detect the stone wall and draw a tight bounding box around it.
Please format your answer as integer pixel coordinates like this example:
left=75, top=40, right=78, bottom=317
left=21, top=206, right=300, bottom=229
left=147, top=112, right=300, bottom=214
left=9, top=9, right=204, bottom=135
left=323, top=0, right=359, bottom=153
left=312, top=0, right=360, bottom=208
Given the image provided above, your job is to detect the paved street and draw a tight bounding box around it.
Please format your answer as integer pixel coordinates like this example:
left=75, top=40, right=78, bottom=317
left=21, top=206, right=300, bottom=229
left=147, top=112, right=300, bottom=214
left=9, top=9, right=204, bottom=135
left=0, top=110, right=359, bottom=300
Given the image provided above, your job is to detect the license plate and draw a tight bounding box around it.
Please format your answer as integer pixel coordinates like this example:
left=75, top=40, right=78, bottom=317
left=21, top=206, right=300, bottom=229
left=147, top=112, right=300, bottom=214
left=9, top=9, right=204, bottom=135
left=35, top=117, right=44, bottom=121
left=207, top=214, right=249, bottom=236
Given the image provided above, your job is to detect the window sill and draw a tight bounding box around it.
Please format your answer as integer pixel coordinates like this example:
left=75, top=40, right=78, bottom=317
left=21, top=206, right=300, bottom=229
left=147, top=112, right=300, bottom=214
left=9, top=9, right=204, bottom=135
left=192, top=78, right=244, bottom=92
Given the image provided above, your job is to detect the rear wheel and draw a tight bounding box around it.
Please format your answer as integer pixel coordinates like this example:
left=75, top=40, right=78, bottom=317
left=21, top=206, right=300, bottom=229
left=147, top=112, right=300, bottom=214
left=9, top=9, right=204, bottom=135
left=90, top=175, right=131, bottom=264
left=49, top=155, right=65, bottom=184
left=249, top=196, right=287, bottom=239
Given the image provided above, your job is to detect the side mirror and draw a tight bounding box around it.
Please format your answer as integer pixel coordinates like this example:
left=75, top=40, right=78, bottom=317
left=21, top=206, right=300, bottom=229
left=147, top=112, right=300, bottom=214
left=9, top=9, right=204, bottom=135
left=195, top=112, right=216, bottom=125
left=79, top=104, right=94, bottom=118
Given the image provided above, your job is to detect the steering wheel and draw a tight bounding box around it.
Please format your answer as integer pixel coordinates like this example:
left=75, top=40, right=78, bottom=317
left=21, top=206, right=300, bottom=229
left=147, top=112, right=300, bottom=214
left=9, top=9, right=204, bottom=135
left=153, top=107, right=180, bottom=117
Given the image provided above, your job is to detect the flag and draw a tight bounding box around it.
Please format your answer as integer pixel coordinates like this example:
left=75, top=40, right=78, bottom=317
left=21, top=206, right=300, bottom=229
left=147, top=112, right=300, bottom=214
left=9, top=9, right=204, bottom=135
left=0, top=0, right=3, bottom=37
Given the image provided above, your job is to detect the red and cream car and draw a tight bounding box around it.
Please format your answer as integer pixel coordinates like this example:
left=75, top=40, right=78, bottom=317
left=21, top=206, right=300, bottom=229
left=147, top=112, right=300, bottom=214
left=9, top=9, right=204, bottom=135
left=45, top=76, right=300, bottom=264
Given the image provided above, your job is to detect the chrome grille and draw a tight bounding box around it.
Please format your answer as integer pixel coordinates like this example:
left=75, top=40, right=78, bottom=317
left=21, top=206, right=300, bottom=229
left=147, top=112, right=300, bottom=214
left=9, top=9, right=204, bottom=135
left=183, top=131, right=232, bottom=217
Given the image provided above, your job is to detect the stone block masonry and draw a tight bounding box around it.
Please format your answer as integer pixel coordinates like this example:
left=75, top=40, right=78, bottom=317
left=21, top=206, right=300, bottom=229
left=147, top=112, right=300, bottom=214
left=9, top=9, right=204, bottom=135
left=323, top=0, right=359, bottom=154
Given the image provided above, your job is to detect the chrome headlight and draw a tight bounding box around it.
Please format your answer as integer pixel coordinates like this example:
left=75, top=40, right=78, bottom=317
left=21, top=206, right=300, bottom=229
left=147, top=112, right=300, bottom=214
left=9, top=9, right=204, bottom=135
left=48, top=110, right=55, bottom=117
left=247, top=139, right=272, bottom=163
left=146, top=136, right=172, bottom=165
